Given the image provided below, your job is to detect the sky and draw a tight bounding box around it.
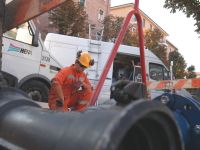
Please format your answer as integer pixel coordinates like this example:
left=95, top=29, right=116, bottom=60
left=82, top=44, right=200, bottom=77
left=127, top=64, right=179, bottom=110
left=111, top=0, right=200, bottom=72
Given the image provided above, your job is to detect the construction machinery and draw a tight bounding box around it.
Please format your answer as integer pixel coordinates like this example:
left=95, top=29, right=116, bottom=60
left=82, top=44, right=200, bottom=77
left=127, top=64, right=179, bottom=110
left=0, top=0, right=200, bottom=150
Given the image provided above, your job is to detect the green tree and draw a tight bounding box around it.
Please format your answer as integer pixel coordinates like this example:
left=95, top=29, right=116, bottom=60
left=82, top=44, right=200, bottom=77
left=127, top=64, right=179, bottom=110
left=164, top=0, right=200, bottom=34
left=103, top=17, right=168, bottom=66
left=145, top=29, right=168, bottom=66
left=49, top=0, right=88, bottom=37
left=168, top=50, right=187, bottom=79
left=186, top=65, right=197, bottom=79
left=103, top=15, right=138, bottom=46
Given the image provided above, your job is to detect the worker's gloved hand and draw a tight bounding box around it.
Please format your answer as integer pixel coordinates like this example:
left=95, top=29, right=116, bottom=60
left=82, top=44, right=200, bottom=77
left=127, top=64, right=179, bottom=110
left=56, top=99, right=64, bottom=107
left=73, top=81, right=83, bottom=90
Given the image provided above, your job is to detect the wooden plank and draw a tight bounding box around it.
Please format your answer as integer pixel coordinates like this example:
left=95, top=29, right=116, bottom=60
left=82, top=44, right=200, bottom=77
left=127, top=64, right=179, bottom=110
left=4, top=0, right=67, bottom=32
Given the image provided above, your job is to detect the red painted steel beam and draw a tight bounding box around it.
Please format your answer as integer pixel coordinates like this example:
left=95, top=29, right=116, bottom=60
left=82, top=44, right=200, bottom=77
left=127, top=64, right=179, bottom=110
left=3, top=0, right=67, bottom=32
left=91, top=10, right=136, bottom=104
left=134, top=0, right=147, bottom=85
left=91, top=0, right=146, bottom=105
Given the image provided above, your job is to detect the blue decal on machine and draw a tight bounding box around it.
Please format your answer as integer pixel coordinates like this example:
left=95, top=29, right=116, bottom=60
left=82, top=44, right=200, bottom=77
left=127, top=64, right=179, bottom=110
left=8, top=43, right=32, bottom=55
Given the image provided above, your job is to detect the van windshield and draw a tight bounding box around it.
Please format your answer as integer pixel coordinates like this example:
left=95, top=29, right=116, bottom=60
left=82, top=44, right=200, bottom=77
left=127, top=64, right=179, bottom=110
left=149, top=63, right=170, bottom=81
left=3, top=22, right=33, bottom=45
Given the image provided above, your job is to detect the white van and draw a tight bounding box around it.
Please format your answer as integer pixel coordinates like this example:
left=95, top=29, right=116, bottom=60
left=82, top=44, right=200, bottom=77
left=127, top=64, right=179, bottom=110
left=2, top=21, right=170, bottom=103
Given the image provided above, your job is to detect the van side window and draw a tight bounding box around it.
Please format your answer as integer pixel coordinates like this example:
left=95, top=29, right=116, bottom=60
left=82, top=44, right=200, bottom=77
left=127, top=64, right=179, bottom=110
left=164, top=68, right=170, bottom=80
left=133, top=65, right=142, bottom=82
left=149, top=63, right=164, bottom=81
left=3, top=22, right=33, bottom=45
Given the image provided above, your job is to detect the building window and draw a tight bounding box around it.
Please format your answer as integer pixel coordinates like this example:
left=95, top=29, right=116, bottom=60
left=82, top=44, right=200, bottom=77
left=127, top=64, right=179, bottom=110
left=79, top=0, right=85, bottom=6
left=96, top=31, right=102, bottom=40
left=132, top=27, right=136, bottom=32
left=142, top=18, right=146, bottom=28
left=132, top=16, right=137, bottom=22
left=98, top=9, right=105, bottom=21
left=150, top=24, right=152, bottom=30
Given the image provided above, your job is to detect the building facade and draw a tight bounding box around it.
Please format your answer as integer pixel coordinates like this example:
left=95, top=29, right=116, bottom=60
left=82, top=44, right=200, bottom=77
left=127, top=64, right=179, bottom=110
left=34, top=0, right=110, bottom=40
left=110, top=3, right=177, bottom=57
left=166, top=40, right=178, bottom=59
left=83, top=0, right=110, bottom=39
left=196, top=72, right=200, bottom=78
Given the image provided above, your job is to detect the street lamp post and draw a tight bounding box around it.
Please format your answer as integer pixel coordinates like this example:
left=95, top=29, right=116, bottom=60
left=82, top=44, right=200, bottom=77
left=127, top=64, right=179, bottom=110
left=170, top=61, right=173, bottom=80
left=0, top=0, right=5, bottom=70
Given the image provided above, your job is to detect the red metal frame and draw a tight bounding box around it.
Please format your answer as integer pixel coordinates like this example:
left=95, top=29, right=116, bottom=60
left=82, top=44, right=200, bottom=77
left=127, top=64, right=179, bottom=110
left=4, top=0, right=67, bottom=32
left=91, top=0, right=146, bottom=105
left=0, top=0, right=67, bottom=69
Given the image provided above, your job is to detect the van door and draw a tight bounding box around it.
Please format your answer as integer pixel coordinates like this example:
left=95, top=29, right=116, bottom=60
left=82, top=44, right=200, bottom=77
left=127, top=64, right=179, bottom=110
left=112, top=53, right=139, bottom=83
left=2, top=22, right=42, bottom=81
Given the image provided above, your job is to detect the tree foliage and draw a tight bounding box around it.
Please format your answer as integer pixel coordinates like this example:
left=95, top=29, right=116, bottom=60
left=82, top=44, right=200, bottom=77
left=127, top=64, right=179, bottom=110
left=186, top=65, right=197, bottom=79
left=48, top=0, right=88, bottom=37
left=102, top=15, right=138, bottom=46
left=145, top=29, right=168, bottom=66
left=164, top=0, right=200, bottom=34
left=168, top=50, right=187, bottom=79
left=103, top=16, right=169, bottom=66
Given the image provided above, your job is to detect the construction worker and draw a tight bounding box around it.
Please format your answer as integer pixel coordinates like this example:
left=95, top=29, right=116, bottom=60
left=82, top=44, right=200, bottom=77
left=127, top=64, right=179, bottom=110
left=48, top=51, right=94, bottom=112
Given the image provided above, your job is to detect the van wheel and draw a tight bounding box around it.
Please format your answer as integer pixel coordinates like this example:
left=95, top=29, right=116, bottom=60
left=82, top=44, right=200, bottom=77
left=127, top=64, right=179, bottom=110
left=21, top=80, right=49, bottom=102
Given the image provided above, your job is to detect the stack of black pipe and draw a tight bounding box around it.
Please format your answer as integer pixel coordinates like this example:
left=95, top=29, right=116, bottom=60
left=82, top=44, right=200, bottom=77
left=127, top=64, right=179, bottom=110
left=0, top=88, right=184, bottom=150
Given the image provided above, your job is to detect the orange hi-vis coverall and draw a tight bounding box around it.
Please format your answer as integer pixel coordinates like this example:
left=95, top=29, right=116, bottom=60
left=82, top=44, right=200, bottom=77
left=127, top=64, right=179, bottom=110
left=48, top=65, right=93, bottom=112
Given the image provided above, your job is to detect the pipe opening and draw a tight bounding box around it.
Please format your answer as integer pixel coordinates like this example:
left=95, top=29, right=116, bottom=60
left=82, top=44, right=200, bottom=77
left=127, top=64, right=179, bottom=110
left=118, top=113, right=181, bottom=150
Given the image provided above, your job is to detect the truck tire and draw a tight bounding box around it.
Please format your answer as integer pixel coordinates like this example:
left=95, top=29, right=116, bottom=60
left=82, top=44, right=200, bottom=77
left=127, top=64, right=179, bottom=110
left=21, top=80, right=49, bottom=102
left=0, top=71, right=18, bottom=87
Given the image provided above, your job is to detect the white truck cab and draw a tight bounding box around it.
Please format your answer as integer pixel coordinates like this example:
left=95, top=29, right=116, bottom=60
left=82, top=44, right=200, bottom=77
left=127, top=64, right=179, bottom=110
left=2, top=21, right=170, bottom=103
left=2, top=21, right=60, bottom=101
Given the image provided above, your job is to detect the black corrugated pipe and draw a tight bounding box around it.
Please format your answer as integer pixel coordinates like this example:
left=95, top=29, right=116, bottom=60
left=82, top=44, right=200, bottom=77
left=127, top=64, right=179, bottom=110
left=0, top=88, right=184, bottom=150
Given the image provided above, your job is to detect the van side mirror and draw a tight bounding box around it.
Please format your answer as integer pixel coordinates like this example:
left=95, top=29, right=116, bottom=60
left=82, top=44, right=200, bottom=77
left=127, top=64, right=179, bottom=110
left=32, top=29, right=39, bottom=47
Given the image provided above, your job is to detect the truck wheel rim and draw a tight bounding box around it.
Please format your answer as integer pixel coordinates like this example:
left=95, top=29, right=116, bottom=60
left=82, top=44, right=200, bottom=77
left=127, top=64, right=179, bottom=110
left=28, top=90, right=42, bottom=101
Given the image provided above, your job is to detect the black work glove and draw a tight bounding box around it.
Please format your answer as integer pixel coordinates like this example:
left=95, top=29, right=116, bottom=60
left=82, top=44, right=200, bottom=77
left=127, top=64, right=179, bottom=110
left=73, top=81, right=83, bottom=90
left=56, top=99, right=64, bottom=107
